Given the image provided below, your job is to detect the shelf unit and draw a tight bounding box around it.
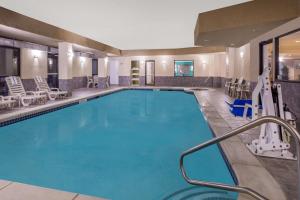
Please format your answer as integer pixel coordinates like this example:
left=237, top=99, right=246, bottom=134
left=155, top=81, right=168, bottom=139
left=131, top=60, right=140, bottom=86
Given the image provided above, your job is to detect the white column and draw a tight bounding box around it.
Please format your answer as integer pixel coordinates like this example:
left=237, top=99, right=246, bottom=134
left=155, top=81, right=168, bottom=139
left=58, top=42, right=73, bottom=93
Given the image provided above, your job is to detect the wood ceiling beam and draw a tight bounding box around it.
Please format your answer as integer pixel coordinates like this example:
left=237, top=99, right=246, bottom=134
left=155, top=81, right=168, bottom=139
left=0, top=6, right=121, bottom=56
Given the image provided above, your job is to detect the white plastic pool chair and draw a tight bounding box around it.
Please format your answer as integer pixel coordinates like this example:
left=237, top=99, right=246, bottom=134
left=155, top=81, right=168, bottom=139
left=34, top=76, right=68, bottom=100
left=5, top=76, right=47, bottom=107
left=87, top=76, right=94, bottom=88
left=0, top=96, right=16, bottom=109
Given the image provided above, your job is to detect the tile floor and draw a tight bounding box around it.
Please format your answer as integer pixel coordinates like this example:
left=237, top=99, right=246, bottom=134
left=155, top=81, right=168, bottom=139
left=195, top=89, right=299, bottom=200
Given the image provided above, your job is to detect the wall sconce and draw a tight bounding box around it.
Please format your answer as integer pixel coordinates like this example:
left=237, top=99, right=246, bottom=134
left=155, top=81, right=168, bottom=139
left=279, top=57, right=284, bottom=62
left=161, top=60, right=167, bottom=69
left=140, top=60, right=145, bottom=65
left=226, top=56, right=229, bottom=66
left=80, top=56, right=86, bottom=64
left=49, top=58, right=53, bottom=65
left=32, top=50, right=41, bottom=59
left=104, top=57, right=109, bottom=64
left=240, top=51, right=244, bottom=58
left=68, top=51, right=74, bottom=58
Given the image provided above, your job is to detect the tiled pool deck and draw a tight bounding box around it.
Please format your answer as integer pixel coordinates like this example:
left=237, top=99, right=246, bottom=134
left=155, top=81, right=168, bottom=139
left=0, top=86, right=297, bottom=200
left=195, top=89, right=298, bottom=200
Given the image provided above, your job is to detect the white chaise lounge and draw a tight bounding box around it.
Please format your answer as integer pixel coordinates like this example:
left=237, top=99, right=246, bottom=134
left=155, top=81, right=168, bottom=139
left=0, top=96, right=16, bottom=109
left=5, top=76, right=47, bottom=107
left=34, top=76, right=68, bottom=100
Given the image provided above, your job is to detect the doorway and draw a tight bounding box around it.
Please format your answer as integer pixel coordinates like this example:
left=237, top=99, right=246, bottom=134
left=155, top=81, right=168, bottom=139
left=47, top=53, right=59, bottom=88
left=145, top=60, right=155, bottom=85
left=92, top=59, right=98, bottom=76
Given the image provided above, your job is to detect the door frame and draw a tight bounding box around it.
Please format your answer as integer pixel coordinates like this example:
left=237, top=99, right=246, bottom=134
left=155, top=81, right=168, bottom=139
left=259, top=39, right=273, bottom=75
left=145, top=60, right=155, bottom=85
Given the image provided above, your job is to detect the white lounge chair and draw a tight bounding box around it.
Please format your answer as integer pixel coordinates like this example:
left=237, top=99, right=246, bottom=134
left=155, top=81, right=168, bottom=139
left=34, top=76, right=68, bottom=100
left=0, top=96, right=16, bottom=109
left=5, top=76, right=47, bottom=107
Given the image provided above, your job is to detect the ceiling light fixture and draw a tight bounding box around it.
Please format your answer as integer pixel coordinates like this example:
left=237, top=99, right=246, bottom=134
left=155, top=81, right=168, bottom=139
left=240, top=52, right=244, bottom=58
left=279, top=57, right=284, bottom=62
left=296, top=40, right=300, bottom=43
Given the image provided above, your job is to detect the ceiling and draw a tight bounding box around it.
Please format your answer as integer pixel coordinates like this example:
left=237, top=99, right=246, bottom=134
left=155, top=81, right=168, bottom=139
left=194, top=0, right=300, bottom=47
left=0, top=0, right=248, bottom=50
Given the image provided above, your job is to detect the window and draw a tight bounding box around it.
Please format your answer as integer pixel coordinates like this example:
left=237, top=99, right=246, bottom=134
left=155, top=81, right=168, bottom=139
left=276, top=29, right=300, bottom=81
left=48, top=53, right=59, bottom=88
left=0, top=46, right=20, bottom=95
left=0, top=46, right=20, bottom=77
left=174, top=60, right=194, bottom=77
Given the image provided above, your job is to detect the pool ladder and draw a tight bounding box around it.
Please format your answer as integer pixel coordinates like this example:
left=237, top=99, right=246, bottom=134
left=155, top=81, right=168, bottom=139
left=179, top=116, right=300, bottom=200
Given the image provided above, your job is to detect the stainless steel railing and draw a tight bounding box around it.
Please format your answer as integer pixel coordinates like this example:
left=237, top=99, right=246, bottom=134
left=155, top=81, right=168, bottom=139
left=179, top=116, right=300, bottom=200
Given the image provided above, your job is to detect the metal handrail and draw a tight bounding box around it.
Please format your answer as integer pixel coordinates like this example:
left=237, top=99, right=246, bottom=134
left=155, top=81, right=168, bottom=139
left=179, top=116, right=300, bottom=200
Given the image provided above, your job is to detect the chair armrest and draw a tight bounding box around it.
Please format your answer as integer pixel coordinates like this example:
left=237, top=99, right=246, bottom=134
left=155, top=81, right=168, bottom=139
left=3, top=96, right=14, bottom=101
left=27, top=91, right=46, bottom=96
left=50, top=88, right=60, bottom=92
left=25, top=91, right=36, bottom=96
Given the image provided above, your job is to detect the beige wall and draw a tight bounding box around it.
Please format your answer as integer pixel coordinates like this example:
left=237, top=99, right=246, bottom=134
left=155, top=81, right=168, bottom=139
left=20, top=48, right=47, bottom=79
left=73, top=56, right=92, bottom=77
left=249, top=17, right=300, bottom=81
left=116, top=53, right=227, bottom=77
left=224, top=17, right=300, bottom=82
left=98, top=58, right=108, bottom=77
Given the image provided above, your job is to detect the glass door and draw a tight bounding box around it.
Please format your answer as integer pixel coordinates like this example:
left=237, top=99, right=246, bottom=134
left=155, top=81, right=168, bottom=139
left=48, top=53, right=59, bottom=88
left=145, top=60, right=155, bottom=85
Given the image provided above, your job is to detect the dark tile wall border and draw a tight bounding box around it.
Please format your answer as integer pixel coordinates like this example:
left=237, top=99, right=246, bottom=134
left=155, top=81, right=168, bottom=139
left=98, top=77, right=108, bottom=89
left=72, top=77, right=87, bottom=89
left=139, top=76, right=145, bottom=86
left=119, top=76, right=131, bottom=86
left=154, top=76, right=223, bottom=88
left=59, top=79, right=73, bottom=95
left=119, top=76, right=226, bottom=87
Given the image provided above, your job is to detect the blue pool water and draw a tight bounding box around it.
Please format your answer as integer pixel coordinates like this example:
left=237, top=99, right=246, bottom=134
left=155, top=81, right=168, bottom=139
left=0, top=90, right=237, bottom=199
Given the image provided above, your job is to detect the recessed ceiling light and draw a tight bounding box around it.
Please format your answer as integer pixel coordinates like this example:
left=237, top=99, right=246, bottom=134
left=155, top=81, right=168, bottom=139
left=204, top=39, right=209, bottom=42
left=230, top=43, right=235, bottom=46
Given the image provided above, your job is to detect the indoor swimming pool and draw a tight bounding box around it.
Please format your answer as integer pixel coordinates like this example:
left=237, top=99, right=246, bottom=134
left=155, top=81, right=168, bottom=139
left=0, top=90, right=237, bottom=199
